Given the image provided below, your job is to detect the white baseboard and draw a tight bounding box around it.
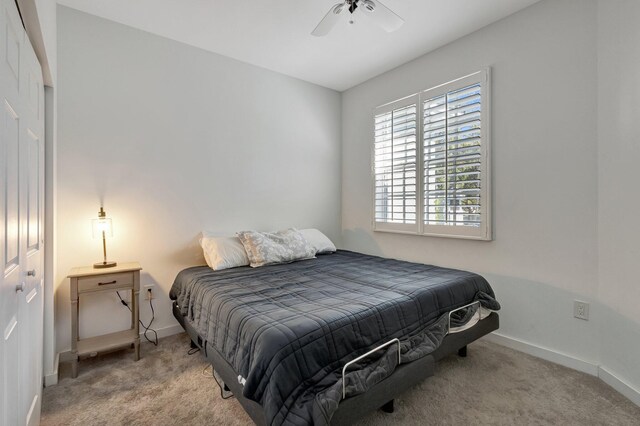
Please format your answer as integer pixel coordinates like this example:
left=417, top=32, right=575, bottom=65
left=483, top=332, right=640, bottom=408
left=150, top=323, right=184, bottom=339
left=482, top=332, right=599, bottom=376
left=58, top=324, right=185, bottom=365
left=59, top=350, right=74, bottom=363
left=43, top=352, right=59, bottom=387
left=598, top=366, right=640, bottom=407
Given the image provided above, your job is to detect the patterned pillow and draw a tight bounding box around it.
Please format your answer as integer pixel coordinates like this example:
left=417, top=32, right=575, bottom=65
left=236, top=228, right=316, bottom=267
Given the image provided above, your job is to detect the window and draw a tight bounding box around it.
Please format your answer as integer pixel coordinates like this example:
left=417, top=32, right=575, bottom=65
left=373, top=69, right=491, bottom=240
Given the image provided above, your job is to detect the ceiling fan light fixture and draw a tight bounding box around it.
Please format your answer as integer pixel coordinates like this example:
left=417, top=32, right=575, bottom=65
left=312, top=0, right=403, bottom=36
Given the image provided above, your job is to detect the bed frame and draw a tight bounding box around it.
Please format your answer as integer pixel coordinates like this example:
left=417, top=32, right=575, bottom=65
left=172, top=301, right=499, bottom=425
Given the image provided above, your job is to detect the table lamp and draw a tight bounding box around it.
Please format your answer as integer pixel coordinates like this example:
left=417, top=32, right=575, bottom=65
left=92, top=207, right=117, bottom=268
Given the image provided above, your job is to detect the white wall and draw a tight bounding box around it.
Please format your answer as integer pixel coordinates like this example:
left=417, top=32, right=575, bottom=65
left=55, top=6, right=342, bottom=353
left=342, top=0, right=602, bottom=368
left=597, top=0, right=640, bottom=400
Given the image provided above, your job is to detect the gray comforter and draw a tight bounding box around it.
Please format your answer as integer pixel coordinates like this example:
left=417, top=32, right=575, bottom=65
left=170, top=250, right=499, bottom=425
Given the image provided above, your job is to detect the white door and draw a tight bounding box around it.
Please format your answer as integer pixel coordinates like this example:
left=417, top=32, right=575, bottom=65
left=0, top=1, right=26, bottom=424
left=20, top=21, right=45, bottom=426
left=0, top=0, right=45, bottom=423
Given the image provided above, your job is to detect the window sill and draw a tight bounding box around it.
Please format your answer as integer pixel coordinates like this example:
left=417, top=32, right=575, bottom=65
left=373, top=226, right=492, bottom=241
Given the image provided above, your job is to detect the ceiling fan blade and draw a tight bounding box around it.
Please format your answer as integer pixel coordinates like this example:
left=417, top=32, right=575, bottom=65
left=312, top=3, right=346, bottom=37
left=361, top=0, right=404, bottom=32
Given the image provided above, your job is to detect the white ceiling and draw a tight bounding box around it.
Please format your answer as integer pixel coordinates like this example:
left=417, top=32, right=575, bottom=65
left=57, top=0, right=540, bottom=91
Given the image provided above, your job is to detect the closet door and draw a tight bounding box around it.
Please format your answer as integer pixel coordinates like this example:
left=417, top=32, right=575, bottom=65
left=0, top=0, right=45, bottom=424
left=0, top=0, right=26, bottom=424
left=20, top=20, right=45, bottom=426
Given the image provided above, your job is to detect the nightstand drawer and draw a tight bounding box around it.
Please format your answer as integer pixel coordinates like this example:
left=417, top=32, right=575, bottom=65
left=77, top=272, right=134, bottom=293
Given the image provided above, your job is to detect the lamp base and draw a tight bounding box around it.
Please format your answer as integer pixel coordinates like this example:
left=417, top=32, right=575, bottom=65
left=93, top=261, right=117, bottom=269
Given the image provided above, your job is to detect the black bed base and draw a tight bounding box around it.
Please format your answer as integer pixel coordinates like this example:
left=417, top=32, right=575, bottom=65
left=172, top=302, right=499, bottom=425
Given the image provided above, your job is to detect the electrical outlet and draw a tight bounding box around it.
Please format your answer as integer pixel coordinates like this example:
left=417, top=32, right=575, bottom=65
left=574, top=300, right=589, bottom=321
left=144, top=284, right=154, bottom=300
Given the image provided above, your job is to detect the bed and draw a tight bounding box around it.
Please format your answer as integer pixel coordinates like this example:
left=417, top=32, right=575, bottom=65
left=170, top=250, right=500, bottom=425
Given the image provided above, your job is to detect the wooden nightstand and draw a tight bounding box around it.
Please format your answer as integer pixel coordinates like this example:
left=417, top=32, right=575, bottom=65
left=67, top=262, right=142, bottom=378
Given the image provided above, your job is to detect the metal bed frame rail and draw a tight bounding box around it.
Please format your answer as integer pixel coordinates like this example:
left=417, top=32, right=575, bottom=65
left=341, top=301, right=486, bottom=401
left=447, top=300, right=482, bottom=334
left=341, top=338, right=401, bottom=399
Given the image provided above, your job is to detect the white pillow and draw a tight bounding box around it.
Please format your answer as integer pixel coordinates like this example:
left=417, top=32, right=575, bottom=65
left=200, top=232, right=250, bottom=271
left=300, top=229, right=337, bottom=254
left=236, top=229, right=316, bottom=268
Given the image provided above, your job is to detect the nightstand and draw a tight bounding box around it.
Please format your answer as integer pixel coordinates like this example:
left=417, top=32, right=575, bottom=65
left=67, top=262, right=142, bottom=378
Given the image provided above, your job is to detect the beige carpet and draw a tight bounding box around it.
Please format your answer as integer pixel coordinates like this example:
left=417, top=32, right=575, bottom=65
left=42, top=333, right=640, bottom=426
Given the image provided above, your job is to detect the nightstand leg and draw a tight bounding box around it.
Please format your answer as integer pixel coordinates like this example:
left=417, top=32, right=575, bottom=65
left=130, top=288, right=135, bottom=329
left=71, top=353, right=78, bottom=378
left=133, top=286, right=140, bottom=361
left=134, top=339, right=140, bottom=361
left=71, top=282, right=79, bottom=378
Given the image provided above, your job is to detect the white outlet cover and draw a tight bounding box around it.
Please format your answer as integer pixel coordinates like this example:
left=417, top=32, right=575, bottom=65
left=573, top=300, right=590, bottom=321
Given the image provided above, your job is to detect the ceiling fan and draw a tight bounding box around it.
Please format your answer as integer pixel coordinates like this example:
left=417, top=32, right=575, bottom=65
left=312, top=0, right=404, bottom=37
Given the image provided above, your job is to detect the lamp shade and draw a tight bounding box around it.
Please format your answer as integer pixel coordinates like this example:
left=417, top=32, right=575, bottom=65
left=92, top=217, right=113, bottom=238
left=92, top=207, right=116, bottom=268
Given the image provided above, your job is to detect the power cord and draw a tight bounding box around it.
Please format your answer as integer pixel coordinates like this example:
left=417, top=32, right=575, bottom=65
left=193, top=349, right=233, bottom=400
left=202, top=364, right=213, bottom=377
left=203, top=365, right=234, bottom=400
left=116, top=291, right=159, bottom=346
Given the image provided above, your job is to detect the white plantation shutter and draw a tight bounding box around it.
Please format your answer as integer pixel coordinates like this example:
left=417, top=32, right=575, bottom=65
left=424, top=83, right=482, bottom=226
left=373, top=70, right=491, bottom=240
left=374, top=96, right=419, bottom=232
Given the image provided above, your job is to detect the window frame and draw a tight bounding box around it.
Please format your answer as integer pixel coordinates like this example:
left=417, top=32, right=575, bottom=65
left=372, top=69, right=492, bottom=241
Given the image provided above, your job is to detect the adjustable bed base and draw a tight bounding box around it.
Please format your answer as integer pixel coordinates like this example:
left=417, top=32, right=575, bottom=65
left=172, top=301, right=499, bottom=425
